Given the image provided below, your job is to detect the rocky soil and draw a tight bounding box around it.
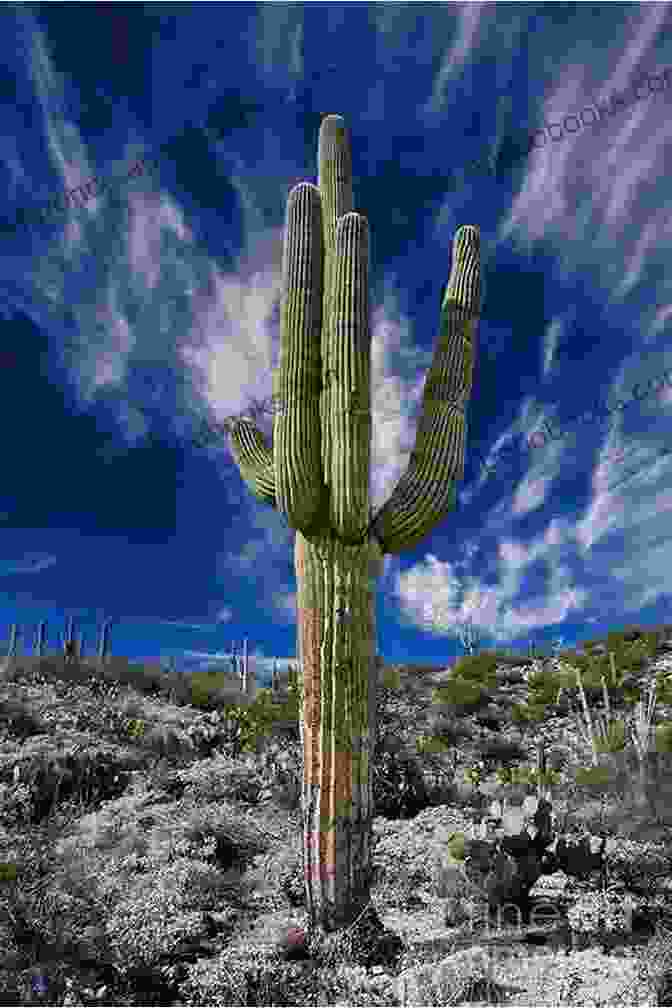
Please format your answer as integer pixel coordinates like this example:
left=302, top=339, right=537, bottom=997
left=1, top=627, right=672, bottom=1005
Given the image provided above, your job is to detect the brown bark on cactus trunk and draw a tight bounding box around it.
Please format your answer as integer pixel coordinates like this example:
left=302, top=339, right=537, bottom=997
left=296, top=528, right=382, bottom=931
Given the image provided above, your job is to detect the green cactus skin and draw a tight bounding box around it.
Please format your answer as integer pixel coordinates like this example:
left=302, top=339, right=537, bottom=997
left=227, top=115, right=480, bottom=932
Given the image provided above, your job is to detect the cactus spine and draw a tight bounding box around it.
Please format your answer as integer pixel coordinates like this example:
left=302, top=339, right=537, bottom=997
left=227, top=115, right=480, bottom=932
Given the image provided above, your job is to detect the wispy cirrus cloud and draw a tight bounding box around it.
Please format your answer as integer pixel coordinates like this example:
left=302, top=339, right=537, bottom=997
left=2, top=553, right=57, bottom=575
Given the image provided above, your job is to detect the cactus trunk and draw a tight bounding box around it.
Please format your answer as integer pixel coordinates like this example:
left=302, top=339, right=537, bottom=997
left=227, top=114, right=480, bottom=933
left=297, top=530, right=382, bottom=930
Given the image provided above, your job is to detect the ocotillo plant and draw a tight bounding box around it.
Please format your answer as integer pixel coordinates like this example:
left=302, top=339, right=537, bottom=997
left=226, top=114, right=480, bottom=932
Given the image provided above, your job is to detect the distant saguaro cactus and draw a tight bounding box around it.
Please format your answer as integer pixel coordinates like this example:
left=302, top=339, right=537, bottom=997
left=227, top=115, right=480, bottom=932
left=60, top=617, right=78, bottom=662
left=6, top=623, right=19, bottom=658
left=35, top=621, right=47, bottom=657
left=97, top=620, right=112, bottom=661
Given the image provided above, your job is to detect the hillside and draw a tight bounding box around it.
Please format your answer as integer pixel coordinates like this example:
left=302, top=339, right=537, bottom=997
left=1, top=623, right=672, bottom=1004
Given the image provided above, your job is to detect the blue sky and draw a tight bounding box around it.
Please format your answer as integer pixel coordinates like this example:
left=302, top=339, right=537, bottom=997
left=1, top=3, right=672, bottom=688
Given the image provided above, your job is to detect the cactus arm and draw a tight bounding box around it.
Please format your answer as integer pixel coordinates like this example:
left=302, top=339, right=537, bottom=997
left=318, top=118, right=355, bottom=501
left=326, top=211, right=370, bottom=542
left=274, top=182, right=328, bottom=529
left=369, top=225, right=480, bottom=555
left=227, top=417, right=277, bottom=507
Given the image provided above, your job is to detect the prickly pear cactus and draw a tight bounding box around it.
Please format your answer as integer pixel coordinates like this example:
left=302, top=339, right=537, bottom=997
left=227, top=115, right=481, bottom=932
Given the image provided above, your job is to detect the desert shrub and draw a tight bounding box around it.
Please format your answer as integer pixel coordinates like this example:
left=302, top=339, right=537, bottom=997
left=432, top=678, right=489, bottom=713
left=159, top=752, right=265, bottom=804
left=450, top=653, right=499, bottom=688
left=593, top=718, right=628, bottom=754
left=510, top=701, right=548, bottom=728
left=3, top=750, right=131, bottom=828
left=495, top=665, right=526, bottom=684
left=622, top=639, right=654, bottom=670
left=424, top=712, right=472, bottom=748
left=142, top=722, right=195, bottom=760
left=188, top=669, right=234, bottom=709
left=581, top=627, right=659, bottom=653
left=489, top=650, right=529, bottom=666
left=0, top=697, right=45, bottom=739
left=375, top=683, right=418, bottom=754
left=52, top=779, right=263, bottom=909
left=7, top=824, right=248, bottom=996
left=475, top=738, right=526, bottom=771
left=117, top=694, right=146, bottom=721
left=555, top=650, right=626, bottom=697
left=569, top=631, right=662, bottom=693
left=567, top=888, right=644, bottom=937
left=556, top=648, right=585, bottom=664
left=656, top=673, right=672, bottom=706
left=655, top=721, right=672, bottom=753
left=605, top=838, right=672, bottom=895
left=611, top=625, right=666, bottom=652
left=257, top=739, right=302, bottom=810
left=177, top=947, right=318, bottom=1007
left=373, top=749, right=429, bottom=819
left=526, top=666, right=563, bottom=707
left=211, top=687, right=302, bottom=757
left=396, top=946, right=500, bottom=1007
left=105, top=860, right=217, bottom=949
left=446, top=831, right=467, bottom=861
left=0, top=781, right=34, bottom=828
left=494, top=763, right=561, bottom=794
left=416, top=732, right=452, bottom=755
left=0, top=861, right=17, bottom=883
left=261, top=678, right=301, bottom=743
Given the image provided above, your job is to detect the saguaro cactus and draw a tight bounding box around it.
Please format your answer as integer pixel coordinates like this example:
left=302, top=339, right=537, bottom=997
left=35, top=621, right=47, bottom=657
left=227, top=114, right=480, bottom=931
left=97, top=619, right=112, bottom=661
left=6, top=623, right=19, bottom=659
left=60, top=616, right=78, bottom=662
